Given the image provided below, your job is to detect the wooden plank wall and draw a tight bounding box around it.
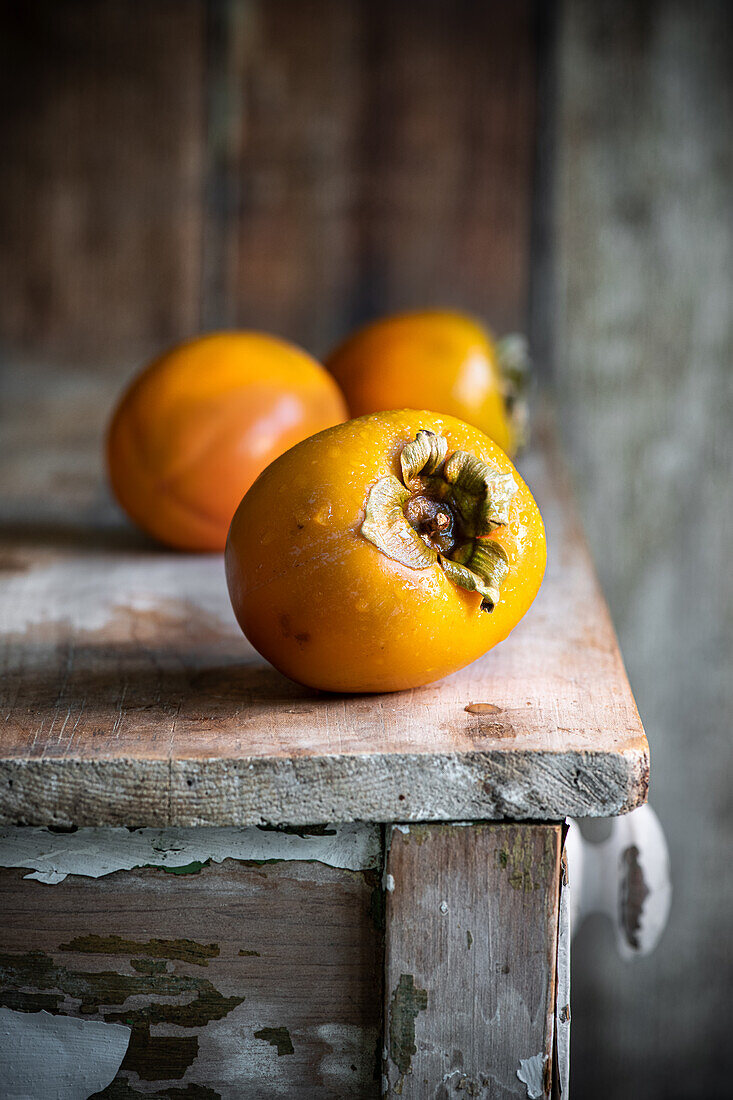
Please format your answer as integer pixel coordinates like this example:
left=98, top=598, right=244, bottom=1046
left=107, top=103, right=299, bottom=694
left=0, top=1, right=206, bottom=366
left=552, top=2, right=733, bottom=1097
left=0, top=0, right=536, bottom=371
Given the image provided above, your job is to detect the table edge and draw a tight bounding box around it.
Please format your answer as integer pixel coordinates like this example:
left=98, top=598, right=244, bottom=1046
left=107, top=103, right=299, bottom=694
left=0, top=740, right=649, bottom=827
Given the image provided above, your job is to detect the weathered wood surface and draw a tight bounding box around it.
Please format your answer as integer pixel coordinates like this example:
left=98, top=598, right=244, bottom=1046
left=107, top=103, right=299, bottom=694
left=383, top=823, right=562, bottom=1098
left=0, top=837, right=382, bottom=1097
left=0, top=411, right=648, bottom=827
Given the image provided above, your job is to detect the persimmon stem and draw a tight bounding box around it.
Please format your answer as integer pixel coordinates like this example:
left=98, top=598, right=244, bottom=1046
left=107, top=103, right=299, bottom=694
left=403, top=493, right=456, bottom=553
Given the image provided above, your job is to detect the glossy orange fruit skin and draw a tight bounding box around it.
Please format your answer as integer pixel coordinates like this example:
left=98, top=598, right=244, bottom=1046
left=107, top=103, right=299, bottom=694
left=326, top=310, right=516, bottom=454
left=107, top=332, right=347, bottom=551
left=226, top=409, right=546, bottom=693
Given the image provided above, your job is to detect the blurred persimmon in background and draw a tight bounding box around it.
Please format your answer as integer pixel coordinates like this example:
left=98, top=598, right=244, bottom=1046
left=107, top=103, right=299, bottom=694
left=326, top=310, right=528, bottom=456
left=107, top=332, right=347, bottom=552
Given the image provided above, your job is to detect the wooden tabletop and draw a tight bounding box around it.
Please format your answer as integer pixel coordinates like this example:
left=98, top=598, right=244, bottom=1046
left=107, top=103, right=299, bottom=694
left=0, top=387, right=648, bottom=827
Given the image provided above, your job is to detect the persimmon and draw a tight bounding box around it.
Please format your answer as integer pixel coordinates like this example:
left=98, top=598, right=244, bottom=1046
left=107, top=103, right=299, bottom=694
left=325, top=309, right=528, bottom=455
left=226, top=409, right=545, bottom=693
left=107, top=332, right=347, bottom=551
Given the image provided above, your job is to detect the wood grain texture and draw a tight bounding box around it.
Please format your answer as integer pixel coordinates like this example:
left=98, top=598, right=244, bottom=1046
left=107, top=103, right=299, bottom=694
left=0, top=855, right=382, bottom=1096
left=0, top=411, right=648, bottom=827
left=552, top=1, right=733, bottom=1095
left=202, top=0, right=537, bottom=349
left=383, top=823, right=562, bottom=1098
left=0, top=0, right=204, bottom=366
left=343, top=0, right=537, bottom=337
left=0, top=0, right=537, bottom=363
left=208, top=0, right=360, bottom=351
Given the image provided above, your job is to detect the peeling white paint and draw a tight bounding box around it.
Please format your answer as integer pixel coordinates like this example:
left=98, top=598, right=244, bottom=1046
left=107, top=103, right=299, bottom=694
left=516, top=1051, right=548, bottom=1098
left=0, top=823, right=382, bottom=884
left=566, top=804, right=671, bottom=958
left=383, top=873, right=395, bottom=893
left=2, top=551, right=236, bottom=634
left=555, top=848, right=571, bottom=1097
left=394, top=824, right=410, bottom=834
left=0, top=1008, right=130, bottom=1100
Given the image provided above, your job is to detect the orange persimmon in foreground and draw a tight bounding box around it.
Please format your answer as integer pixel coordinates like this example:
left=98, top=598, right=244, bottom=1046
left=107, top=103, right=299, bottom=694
left=325, top=309, right=528, bottom=456
left=226, top=409, right=546, bottom=693
left=107, top=332, right=347, bottom=551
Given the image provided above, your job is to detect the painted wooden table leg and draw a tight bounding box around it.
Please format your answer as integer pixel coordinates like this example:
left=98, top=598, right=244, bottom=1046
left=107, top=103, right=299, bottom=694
left=383, top=823, right=564, bottom=1099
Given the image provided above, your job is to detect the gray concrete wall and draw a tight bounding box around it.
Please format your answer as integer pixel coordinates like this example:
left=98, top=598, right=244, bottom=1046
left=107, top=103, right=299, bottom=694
left=553, top=1, right=733, bottom=1094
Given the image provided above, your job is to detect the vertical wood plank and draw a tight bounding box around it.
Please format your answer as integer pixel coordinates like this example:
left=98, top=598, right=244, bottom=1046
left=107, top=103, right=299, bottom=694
left=350, top=0, right=537, bottom=334
left=384, top=823, right=562, bottom=1099
left=213, top=0, right=361, bottom=352
left=0, top=0, right=205, bottom=365
left=200, top=0, right=251, bottom=332
left=0, top=0, right=538, bottom=364
left=210, top=0, right=537, bottom=353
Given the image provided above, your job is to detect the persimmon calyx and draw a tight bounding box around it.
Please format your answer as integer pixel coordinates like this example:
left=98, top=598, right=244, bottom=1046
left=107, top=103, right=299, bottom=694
left=496, top=333, right=530, bottom=449
left=361, top=475, right=436, bottom=569
left=443, top=450, right=516, bottom=535
left=360, top=430, right=517, bottom=611
left=441, top=538, right=509, bottom=613
left=401, top=429, right=448, bottom=487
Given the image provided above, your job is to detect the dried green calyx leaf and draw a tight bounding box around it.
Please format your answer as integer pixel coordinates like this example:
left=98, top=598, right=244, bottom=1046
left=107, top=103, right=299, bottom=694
left=361, top=475, right=437, bottom=569
left=496, top=333, right=530, bottom=450
left=360, top=430, right=517, bottom=612
left=442, top=539, right=510, bottom=612
left=400, top=429, right=449, bottom=487
left=443, top=450, right=517, bottom=535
